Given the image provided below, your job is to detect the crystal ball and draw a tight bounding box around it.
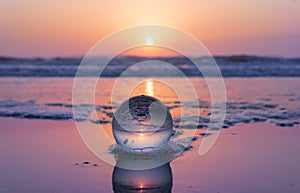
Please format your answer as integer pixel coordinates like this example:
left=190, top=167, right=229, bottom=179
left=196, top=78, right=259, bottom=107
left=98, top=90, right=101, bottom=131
left=112, top=95, right=173, bottom=151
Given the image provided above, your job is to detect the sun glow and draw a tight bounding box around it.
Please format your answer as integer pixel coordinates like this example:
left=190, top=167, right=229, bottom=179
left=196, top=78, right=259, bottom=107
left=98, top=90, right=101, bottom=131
left=145, top=37, right=154, bottom=45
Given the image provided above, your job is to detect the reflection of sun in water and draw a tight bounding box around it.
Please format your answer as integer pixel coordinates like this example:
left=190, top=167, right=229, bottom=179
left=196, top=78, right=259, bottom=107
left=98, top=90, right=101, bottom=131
left=145, top=37, right=154, bottom=45
left=146, top=79, right=154, bottom=96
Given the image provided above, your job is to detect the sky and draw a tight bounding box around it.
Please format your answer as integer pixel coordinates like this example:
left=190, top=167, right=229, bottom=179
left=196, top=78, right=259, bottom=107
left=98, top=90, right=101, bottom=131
left=0, top=0, right=299, bottom=57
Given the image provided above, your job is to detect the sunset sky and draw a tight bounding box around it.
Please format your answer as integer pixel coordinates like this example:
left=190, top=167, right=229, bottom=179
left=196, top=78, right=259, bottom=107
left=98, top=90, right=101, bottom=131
left=0, top=0, right=299, bottom=57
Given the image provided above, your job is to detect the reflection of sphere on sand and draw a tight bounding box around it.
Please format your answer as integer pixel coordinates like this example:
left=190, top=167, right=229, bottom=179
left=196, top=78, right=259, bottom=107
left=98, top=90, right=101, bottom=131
left=112, top=95, right=173, bottom=152
left=112, top=163, right=172, bottom=193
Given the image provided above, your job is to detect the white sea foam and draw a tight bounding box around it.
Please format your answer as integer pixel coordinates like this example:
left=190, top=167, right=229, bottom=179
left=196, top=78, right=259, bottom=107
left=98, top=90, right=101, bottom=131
left=0, top=100, right=72, bottom=120
left=0, top=99, right=299, bottom=128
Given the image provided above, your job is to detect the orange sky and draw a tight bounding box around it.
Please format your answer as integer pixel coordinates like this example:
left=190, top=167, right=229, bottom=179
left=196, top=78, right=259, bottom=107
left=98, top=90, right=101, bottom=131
left=0, top=0, right=299, bottom=57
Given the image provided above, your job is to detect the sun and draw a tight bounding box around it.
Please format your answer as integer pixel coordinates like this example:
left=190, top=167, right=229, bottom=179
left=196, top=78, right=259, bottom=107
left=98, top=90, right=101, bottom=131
left=145, top=37, right=154, bottom=45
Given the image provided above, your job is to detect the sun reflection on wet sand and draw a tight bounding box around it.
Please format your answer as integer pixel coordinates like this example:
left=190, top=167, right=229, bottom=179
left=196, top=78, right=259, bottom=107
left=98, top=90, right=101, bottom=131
left=145, top=79, right=154, bottom=96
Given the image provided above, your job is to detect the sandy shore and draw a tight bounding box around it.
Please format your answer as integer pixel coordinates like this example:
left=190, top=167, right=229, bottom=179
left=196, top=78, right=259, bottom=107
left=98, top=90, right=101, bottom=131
left=173, top=122, right=300, bottom=193
left=1, top=117, right=299, bottom=193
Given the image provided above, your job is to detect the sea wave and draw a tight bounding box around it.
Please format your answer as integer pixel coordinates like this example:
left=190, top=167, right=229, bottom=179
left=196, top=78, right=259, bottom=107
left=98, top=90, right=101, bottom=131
left=0, top=55, right=299, bottom=77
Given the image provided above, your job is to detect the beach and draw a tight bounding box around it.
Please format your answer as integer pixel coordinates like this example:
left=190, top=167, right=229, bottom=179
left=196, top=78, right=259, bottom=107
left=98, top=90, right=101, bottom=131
left=1, top=118, right=299, bottom=193
left=0, top=76, right=299, bottom=192
left=2, top=0, right=300, bottom=192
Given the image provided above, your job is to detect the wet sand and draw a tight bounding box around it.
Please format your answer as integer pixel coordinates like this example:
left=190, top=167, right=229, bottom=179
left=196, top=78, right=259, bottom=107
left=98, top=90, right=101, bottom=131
left=0, top=117, right=299, bottom=193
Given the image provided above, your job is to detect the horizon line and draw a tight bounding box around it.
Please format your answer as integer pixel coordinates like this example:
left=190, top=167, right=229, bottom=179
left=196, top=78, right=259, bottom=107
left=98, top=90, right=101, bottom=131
left=1, top=54, right=300, bottom=60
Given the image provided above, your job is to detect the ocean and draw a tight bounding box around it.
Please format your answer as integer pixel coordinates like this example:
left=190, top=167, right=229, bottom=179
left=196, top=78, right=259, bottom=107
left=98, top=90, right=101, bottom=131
left=0, top=55, right=299, bottom=77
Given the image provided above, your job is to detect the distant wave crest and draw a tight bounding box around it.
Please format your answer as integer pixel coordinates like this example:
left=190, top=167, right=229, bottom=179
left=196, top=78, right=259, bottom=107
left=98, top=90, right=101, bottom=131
left=0, top=55, right=299, bottom=77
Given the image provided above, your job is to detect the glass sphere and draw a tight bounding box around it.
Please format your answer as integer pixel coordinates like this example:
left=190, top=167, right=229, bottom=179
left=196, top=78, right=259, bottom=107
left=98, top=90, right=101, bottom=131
left=112, top=95, right=173, bottom=151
